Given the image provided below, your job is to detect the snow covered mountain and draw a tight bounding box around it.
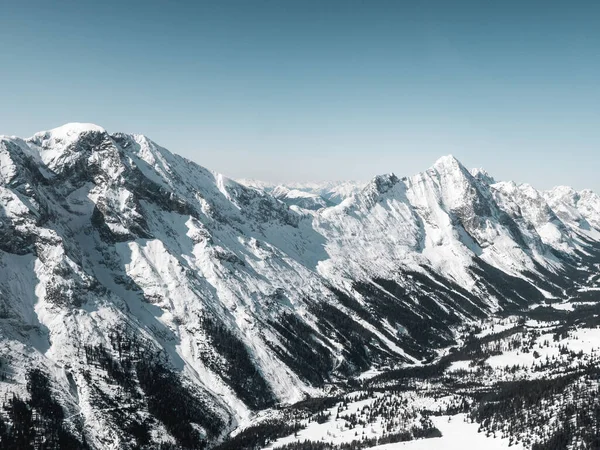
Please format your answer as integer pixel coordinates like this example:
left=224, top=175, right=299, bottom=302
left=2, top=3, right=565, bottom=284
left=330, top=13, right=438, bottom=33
left=0, top=123, right=599, bottom=449
left=237, top=179, right=366, bottom=208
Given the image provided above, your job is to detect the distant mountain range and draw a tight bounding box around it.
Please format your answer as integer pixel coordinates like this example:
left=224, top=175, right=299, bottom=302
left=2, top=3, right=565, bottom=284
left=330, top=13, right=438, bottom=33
left=236, top=179, right=366, bottom=209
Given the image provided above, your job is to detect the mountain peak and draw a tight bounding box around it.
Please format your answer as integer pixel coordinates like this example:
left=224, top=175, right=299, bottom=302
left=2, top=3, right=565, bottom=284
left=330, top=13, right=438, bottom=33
left=30, top=122, right=106, bottom=140
left=371, top=172, right=400, bottom=192
left=27, top=122, right=108, bottom=151
left=432, top=154, right=463, bottom=170
left=547, top=185, right=579, bottom=202
left=25, top=123, right=111, bottom=172
left=470, top=168, right=496, bottom=185
left=427, top=155, right=474, bottom=188
left=53, top=122, right=105, bottom=133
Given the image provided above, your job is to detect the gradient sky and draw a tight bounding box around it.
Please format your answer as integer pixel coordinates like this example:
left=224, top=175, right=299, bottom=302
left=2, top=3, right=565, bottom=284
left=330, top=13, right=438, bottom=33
left=1, top=0, right=599, bottom=191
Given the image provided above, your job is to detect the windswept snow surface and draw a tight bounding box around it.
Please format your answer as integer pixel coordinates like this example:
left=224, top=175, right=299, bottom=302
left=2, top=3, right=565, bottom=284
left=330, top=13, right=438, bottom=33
left=372, top=414, right=520, bottom=449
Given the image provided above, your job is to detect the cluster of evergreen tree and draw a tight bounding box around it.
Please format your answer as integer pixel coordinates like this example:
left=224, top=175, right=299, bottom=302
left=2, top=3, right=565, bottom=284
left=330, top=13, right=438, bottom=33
left=309, top=302, right=389, bottom=375
left=82, top=333, right=153, bottom=448
left=287, top=396, right=341, bottom=414
left=200, top=315, right=275, bottom=409
left=425, top=396, right=472, bottom=417
left=0, top=359, right=11, bottom=383
left=214, top=420, right=305, bottom=450
left=351, top=279, right=452, bottom=352
left=0, top=369, right=87, bottom=449
left=81, top=323, right=225, bottom=449
left=270, top=420, right=441, bottom=450
left=335, top=391, right=441, bottom=441
left=136, top=354, right=220, bottom=448
left=367, top=359, right=450, bottom=388
left=275, top=438, right=377, bottom=450
left=221, top=389, right=443, bottom=450
left=470, top=365, right=600, bottom=448
left=267, top=313, right=334, bottom=386
left=441, top=325, right=528, bottom=364
left=83, top=343, right=135, bottom=389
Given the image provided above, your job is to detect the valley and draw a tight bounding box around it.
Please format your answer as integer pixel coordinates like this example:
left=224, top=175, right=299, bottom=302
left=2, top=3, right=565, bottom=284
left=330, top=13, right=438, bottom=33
left=219, top=296, right=600, bottom=449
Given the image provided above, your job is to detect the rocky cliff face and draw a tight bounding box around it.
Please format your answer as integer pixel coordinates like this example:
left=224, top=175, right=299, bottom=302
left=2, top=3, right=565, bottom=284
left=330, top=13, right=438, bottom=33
left=1, top=124, right=599, bottom=448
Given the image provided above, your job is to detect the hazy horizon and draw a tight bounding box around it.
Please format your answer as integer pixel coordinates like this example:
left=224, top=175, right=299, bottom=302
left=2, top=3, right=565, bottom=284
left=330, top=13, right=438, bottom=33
left=1, top=1, right=599, bottom=192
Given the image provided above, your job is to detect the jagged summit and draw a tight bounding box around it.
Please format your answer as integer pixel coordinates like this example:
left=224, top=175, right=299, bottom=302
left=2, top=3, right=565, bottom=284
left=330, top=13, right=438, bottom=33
left=432, top=154, right=463, bottom=169
left=470, top=167, right=496, bottom=185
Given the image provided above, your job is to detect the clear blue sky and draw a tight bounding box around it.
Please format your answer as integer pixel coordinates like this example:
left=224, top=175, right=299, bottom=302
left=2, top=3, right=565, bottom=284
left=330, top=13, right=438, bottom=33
left=1, top=0, right=599, bottom=191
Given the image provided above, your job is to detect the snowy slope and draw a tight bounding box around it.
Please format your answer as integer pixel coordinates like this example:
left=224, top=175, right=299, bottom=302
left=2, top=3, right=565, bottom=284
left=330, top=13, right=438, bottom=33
left=371, top=414, right=521, bottom=450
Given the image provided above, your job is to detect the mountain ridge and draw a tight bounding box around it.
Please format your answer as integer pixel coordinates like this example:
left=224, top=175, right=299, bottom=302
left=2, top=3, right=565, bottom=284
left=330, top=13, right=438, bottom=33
left=0, top=123, right=599, bottom=448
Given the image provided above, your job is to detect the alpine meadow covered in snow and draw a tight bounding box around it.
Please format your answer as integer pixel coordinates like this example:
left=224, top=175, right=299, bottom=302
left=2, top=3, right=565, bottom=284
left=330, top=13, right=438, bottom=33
left=0, top=123, right=599, bottom=449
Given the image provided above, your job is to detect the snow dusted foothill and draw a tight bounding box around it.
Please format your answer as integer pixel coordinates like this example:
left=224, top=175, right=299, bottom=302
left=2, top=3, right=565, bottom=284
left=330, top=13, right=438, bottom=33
left=0, top=124, right=600, bottom=448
